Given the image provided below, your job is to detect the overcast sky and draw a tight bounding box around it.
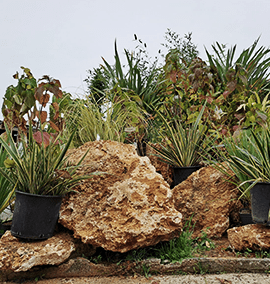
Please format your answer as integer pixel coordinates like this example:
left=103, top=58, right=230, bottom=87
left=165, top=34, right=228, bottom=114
left=1, top=0, right=270, bottom=118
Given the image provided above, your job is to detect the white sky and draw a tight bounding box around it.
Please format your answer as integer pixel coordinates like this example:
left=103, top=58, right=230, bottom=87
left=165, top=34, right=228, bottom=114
left=1, top=0, right=270, bottom=119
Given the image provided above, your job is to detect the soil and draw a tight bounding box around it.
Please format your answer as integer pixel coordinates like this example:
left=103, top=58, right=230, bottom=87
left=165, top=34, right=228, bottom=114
left=75, top=232, right=262, bottom=267
left=194, top=235, right=235, bottom=258
left=193, top=233, right=264, bottom=259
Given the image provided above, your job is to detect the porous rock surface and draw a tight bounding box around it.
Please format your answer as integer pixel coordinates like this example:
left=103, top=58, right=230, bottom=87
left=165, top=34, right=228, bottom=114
left=59, top=140, right=182, bottom=253
left=172, top=164, right=241, bottom=238
left=228, top=224, right=270, bottom=251
left=145, top=143, right=173, bottom=186
left=0, top=231, right=75, bottom=272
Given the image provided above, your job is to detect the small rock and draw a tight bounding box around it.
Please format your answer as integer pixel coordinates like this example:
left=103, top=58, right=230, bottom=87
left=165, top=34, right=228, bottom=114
left=228, top=224, right=270, bottom=251
left=0, top=231, right=75, bottom=272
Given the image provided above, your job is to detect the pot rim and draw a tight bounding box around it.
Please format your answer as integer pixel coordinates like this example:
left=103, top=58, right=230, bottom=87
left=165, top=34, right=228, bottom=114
left=15, top=190, right=63, bottom=198
left=250, top=181, right=270, bottom=186
left=173, top=165, right=202, bottom=169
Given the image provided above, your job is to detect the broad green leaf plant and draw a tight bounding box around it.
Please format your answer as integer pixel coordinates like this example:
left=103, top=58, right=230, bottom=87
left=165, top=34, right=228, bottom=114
left=2, top=67, right=37, bottom=132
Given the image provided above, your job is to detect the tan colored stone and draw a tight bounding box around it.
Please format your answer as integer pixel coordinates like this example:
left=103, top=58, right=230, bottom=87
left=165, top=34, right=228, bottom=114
left=172, top=165, right=241, bottom=238
left=0, top=231, right=75, bottom=272
left=228, top=224, right=270, bottom=251
left=59, top=140, right=182, bottom=253
left=145, top=143, right=173, bottom=186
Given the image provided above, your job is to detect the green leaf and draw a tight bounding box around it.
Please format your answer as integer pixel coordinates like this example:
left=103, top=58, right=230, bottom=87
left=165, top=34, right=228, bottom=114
left=14, top=94, right=22, bottom=105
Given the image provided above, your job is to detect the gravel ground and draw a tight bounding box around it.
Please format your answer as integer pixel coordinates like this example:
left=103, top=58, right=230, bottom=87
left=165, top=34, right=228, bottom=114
left=4, top=274, right=270, bottom=284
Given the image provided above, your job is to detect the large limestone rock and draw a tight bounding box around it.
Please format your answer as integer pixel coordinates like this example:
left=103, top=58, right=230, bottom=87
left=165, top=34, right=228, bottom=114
left=172, top=165, right=241, bottom=238
left=59, top=140, right=182, bottom=253
left=0, top=231, right=75, bottom=272
left=228, top=224, right=270, bottom=251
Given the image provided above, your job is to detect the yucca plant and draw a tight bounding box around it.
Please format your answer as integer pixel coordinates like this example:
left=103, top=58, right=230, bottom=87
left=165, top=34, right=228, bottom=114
left=214, top=127, right=270, bottom=200
left=148, top=103, right=209, bottom=167
left=101, top=41, right=163, bottom=114
left=213, top=127, right=270, bottom=224
left=0, top=123, right=93, bottom=196
left=205, top=38, right=270, bottom=97
left=210, top=130, right=253, bottom=202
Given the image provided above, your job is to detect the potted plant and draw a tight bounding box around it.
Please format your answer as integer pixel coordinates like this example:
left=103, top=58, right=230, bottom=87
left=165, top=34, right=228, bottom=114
left=215, top=127, right=270, bottom=225
left=148, top=103, right=210, bottom=186
left=0, top=123, right=93, bottom=240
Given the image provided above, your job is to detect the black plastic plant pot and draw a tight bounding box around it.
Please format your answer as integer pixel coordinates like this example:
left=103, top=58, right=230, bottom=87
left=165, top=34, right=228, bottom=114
left=250, top=182, right=270, bottom=225
left=239, top=208, right=254, bottom=225
left=11, top=191, right=62, bottom=240
left=173, top=165, right=201, bottom=187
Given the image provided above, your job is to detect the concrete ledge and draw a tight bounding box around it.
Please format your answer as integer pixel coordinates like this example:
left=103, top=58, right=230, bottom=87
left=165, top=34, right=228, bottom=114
left=1, top=257, right=270, bottom=281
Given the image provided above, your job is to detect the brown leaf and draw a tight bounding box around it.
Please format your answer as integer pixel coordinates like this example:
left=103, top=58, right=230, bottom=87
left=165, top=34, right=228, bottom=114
left=53, top=111, right=59, bottom=121
left=234, top=113, right=244, bottom=120
left=55, top=169, right=71, bottom=179
left=221, top=128, right=228, bottom=135
left=19, top=117, right=27, bottom=133
left=49, top=120, right=60, bottom=132
left=2, top=109, right=8, bottom=117
left=35, top=111, right=47, bottom=124
left=232, top=125, right=241, bottom=132
left=34, top=83, right=45, bottom=102
left=13, top=72, right=19, bottom=79
left=222, top=90, right=230, bottom=99
left=40, top=93, right=50, bottom=107
left=56, top=118, right=65, bottom=132
left=193, top=81, right=199, bottom=92
left=226, top=80, right=237, bottom=92
left=53, top=79, right=61, bottom=88
left=169, top=70, right=183, bottom=83
left=52, top=101, right=60, bottom=121
left=56, top=88, right=63, bottom=98
left=52, top=102, right=59, bottom=112
left=194, top=68, right=203, bottom=78
left=206, top=96, right=213, bottom=104
left=47, top=80, right=62, bottom=98
left=33, top=131, right=51, bottom=147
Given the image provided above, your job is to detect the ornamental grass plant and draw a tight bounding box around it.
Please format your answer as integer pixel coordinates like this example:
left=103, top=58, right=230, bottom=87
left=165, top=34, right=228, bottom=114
left=63, top=91, right=146, bottom=146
